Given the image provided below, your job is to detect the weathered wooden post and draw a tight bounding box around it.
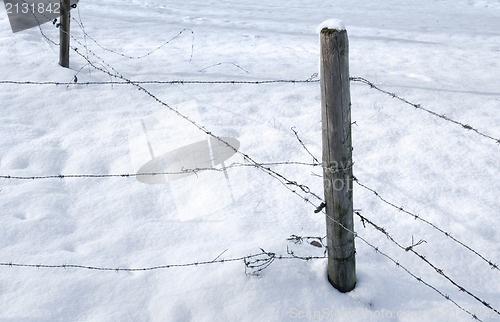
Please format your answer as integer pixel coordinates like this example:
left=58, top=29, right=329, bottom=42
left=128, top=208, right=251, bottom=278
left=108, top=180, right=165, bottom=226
left=319, top=19, right=356, bottom=292
left=59, top=0, right=71, bottom=67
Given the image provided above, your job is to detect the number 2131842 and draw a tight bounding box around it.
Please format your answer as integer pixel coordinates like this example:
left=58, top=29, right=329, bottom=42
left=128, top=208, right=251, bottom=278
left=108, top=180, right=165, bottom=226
left=5, top=2, right=60, bottom=14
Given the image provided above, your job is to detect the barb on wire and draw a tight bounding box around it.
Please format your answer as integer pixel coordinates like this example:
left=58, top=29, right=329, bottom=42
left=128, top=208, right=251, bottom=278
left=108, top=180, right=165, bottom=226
left=306, top=73, right=319, bottom=82
left=405, top=237, right=427, bottom=252
left=286, top=245, right=326, bottom=260
left=287, top=235, right=326, bottom=248
left=211, top=249, right=228, bottom=262
left=244, top=248, right=278, bottom=276
left=66, top=62, right=117, bottom=89
left=356, top=211, right=500, bottom=318
left=350, top=77, right=500, bottom=146
left=353, top=178, right=500, bottom=273
left=291, top=127, right=320, bottom=165
left=290, top=125, right=355, bottom=175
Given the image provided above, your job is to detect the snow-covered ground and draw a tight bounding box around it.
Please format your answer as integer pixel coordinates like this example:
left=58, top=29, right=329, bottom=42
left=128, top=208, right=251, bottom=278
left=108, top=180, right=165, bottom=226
left=1, top=0, right=499, bottom=321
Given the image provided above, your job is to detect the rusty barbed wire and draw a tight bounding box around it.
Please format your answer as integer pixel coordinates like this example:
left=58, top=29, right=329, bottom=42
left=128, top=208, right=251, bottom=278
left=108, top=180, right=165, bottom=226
left=353, top=177, right=500, bottom=273
left=356, top=211, right=497, bottom=320
left=350, top=77, right=500, bottom=146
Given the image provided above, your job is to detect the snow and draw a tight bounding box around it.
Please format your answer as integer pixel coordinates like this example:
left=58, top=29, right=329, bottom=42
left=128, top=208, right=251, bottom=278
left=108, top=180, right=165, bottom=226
left=1, top=0, right=500, bottom=321
left=317, top=19, right=346, bottom=33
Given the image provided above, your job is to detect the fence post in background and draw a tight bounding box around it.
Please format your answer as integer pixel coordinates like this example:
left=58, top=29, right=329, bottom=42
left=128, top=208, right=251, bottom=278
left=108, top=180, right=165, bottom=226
left=319, top=20, right=356, bottom=293
left=59, top=0, right=70, bottom=67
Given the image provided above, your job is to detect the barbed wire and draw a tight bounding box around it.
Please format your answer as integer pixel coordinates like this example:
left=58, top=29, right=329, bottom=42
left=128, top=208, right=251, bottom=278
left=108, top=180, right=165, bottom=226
left=0, top=246, right=325, bottom=277
left=10, top=9, right=499, bottom=251
left=0, top=79, right=320, bottom=86
left=12, top=2, right=194, bottom=65
left=71, top=16, right=195, bottom=62
left=353, top=177, right=500, bottom=273
left=75, top=4, right=91, bottom=76
left=2, top=14, right=338, bottom=279
left=2, top=76, right=498, bottom=150
left=2, top=104, right=474, bottom=318
left=19, top=0, right=122, bottom=81
left=350, top=77, right=500, bottom=146
left=291, top=127, right=320, bottom=165
left=324, top=219, right=484, bottom=321
left=20, top=0, right=59, bottom=47
left=0, top=233, right=328, bottom=277
left=0, top=221, right=483, bottom=322
left=2, top=9, right=497, bottom=317
left=286, top=126, right=496, bottom=319
left=70, top=15, right=195, bottom=86
left=2, top=7, right=324, bottom=209
left=259, top=151, right=488, bottom=321
left=198, top=62, right=250, bottom=74
left=356, top=211, right=497, bottom=319
left=0, top=161, right=323, bottom=180
left=4, top=9, right=499, bottom=151
left=287, top=234, right=326, bottom=247
left=6, top=5, right=324, bottom=212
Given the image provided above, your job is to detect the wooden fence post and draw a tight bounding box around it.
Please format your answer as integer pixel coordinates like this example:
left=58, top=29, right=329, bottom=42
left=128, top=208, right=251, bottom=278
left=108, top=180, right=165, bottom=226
left=319, top=20, right=356, bottom=293
left=59, top=0, right=70, bottom=68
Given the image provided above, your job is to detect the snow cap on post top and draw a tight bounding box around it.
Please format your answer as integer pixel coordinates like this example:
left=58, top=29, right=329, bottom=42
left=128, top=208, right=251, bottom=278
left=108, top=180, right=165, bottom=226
left=317, top=19, right=346, bottom=34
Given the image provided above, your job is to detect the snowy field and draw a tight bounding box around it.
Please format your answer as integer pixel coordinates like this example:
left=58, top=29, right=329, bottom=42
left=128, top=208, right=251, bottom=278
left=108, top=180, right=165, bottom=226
left=1, top=0, right=500, bottom=321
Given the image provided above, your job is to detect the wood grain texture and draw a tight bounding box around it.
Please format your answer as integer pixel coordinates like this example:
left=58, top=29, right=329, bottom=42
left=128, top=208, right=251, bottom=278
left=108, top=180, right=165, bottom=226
left=320, top=28, right=356, bottom=293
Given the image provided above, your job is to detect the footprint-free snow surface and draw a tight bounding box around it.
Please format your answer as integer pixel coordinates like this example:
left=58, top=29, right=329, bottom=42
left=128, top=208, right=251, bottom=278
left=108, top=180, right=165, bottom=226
left=1, top=0, right=500, bottom=321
